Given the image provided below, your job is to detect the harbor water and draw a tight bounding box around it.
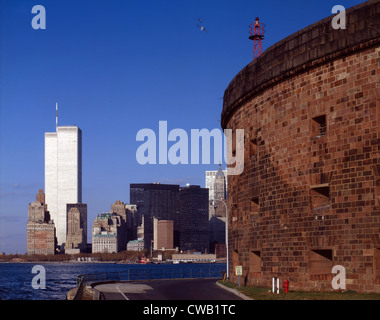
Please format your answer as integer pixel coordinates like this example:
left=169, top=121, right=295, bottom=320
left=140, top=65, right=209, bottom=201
left=0, top=262, right=226, bottom=300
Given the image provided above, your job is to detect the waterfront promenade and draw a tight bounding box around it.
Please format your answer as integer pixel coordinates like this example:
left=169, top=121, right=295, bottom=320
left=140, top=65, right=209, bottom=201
left=67, top=263, right=249, bottom=300
left=92, top=279, right=246, bottom=300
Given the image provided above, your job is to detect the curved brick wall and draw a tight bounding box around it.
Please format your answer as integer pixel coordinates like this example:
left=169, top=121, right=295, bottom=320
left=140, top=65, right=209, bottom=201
left=222, top=0, right=380, bottom=292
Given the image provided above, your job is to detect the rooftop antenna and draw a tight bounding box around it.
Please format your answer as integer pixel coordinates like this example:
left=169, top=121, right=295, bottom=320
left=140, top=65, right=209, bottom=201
left=56, top=102, right=58, bottom=128
left=249, top=17, right=266, bottom=60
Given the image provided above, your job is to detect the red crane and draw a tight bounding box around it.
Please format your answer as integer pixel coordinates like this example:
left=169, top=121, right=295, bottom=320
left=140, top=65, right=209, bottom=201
left=249, top=17, right=265, bottom=60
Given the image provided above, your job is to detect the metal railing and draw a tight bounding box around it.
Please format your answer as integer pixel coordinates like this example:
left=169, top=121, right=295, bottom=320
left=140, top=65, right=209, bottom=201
left=75, top=265, right=226, bottom=298
left=72, top=276, right=85, bottom=300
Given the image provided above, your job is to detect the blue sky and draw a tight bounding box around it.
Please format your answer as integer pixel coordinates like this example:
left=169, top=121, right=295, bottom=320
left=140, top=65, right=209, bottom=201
left=0, top=0, right=364, bottom=253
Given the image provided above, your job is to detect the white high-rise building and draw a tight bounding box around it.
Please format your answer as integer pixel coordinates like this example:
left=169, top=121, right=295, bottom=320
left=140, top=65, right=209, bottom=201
left=205, top=167, right=227, bottom=201
left=45, top=126, right=82, bottom=246
left=206, top=165, right=228, bottom=219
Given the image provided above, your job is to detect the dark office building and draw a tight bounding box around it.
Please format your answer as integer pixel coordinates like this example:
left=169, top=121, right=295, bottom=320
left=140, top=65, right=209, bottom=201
left=130, top=183, right=180, bottom=250
left=179, top=185, right=209, bottom=253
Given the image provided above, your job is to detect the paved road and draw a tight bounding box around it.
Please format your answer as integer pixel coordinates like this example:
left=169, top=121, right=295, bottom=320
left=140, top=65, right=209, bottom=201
left=93, top=279, right=243, bottom=300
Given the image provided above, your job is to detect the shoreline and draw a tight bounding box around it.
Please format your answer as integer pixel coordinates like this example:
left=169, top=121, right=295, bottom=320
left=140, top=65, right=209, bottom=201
left=0, top=260, right=226, bottom=264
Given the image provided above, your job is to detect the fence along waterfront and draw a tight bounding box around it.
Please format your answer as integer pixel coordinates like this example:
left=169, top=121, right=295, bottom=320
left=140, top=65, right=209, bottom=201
left=73, top=265, right=226, bottom=299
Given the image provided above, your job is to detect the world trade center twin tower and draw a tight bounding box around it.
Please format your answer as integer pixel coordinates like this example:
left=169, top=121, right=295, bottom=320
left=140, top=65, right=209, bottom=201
left=45, top=125, right=82, bottom=247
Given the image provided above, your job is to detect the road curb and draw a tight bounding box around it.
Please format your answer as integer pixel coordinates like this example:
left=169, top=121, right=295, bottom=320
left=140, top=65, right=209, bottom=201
left=215, top=281, right=253, bottom=300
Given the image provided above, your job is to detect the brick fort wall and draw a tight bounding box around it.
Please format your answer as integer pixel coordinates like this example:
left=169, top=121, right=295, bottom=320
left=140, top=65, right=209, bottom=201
left=221, top=0, right=380, bottom=292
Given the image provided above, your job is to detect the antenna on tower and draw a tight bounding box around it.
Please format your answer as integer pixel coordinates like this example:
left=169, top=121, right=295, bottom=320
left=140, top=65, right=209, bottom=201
left=56, top=102, right=58, bottom=128
left=249, top=17, right=266, bottom=60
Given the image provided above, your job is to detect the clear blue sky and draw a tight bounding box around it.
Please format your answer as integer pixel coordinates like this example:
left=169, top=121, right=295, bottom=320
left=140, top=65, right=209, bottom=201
left=0, top=0, right=364, bottom=253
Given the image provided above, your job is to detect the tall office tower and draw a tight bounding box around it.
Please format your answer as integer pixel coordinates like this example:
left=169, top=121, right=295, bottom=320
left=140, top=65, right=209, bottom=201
left=213, top=165, right=227, bottom=217
left=110, top=200, right=128, bottom=250
left=179, top=185, right=209, bottom=253
left=205, top=165, right=227, bottom=219
left=153, top=218, right=174, bottom=250
left=137, top=215, right=144, bottom=240
left=130, top=183, right=180, bottom=250
left=111, top=200, right=127, bottom=222
left=27, top=190, right=56, bottom=255
left=65, top=203, right=87, bottom=253
left=206, top=165, right=227, bottom=253
left=45, top=125, right=82, bottom=247
left=125, top=204, right=138, bottom=241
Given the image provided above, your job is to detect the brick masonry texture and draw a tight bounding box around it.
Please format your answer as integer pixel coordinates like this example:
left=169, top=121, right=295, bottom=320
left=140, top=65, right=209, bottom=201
left=222, top=0, right=380, bottom=292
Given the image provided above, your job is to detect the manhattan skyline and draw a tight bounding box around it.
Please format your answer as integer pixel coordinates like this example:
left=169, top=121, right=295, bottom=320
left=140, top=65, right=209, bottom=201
left=0, top=0, right=364, bottom=253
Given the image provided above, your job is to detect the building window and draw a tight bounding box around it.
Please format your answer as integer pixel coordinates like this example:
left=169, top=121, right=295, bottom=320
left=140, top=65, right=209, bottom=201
left=249, top=139, right=257, bottom=158
left=308, top=172, right=333, bottom=214
left=249, top=250, right=261, bottom=273
left=311, top=115, right=326, bottom=138
left=309, top=249, right=333, bottom=275
left=310, top=184, right=329, bottom=213
left=250, top=197, right=259, bottom=215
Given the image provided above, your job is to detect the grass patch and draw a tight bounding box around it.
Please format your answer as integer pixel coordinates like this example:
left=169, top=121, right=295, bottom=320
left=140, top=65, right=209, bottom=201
left=218, top=281, right=380, bottom=300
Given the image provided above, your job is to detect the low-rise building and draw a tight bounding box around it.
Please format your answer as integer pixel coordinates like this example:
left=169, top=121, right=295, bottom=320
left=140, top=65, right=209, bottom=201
left=92, top=233, right=118, bottom=253
left=172, top=253, right=216, bottom=263
left=127, top=239, right=144, bottom=251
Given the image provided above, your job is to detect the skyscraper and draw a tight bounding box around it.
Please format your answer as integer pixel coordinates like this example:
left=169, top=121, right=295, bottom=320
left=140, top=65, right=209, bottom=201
left=179, top=185, right=209, bottom=253
left=130, top=183, right=179, bottom=250
left=65, top=203, right=87, bottom=253
left=27, top=190, right=56, bottom=255
left=45, top=125, right=82, bottom=247
left=213, top=165, right=227, bottom=217
left=205, top=164, right=227, bottom=219
left=206, top=165, right=227, bottom=253
left=153, top=218, right=174, bottom=250
left=125, top=204, right=138, bottom=241
left=110, top=200, right=128, bottom=250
